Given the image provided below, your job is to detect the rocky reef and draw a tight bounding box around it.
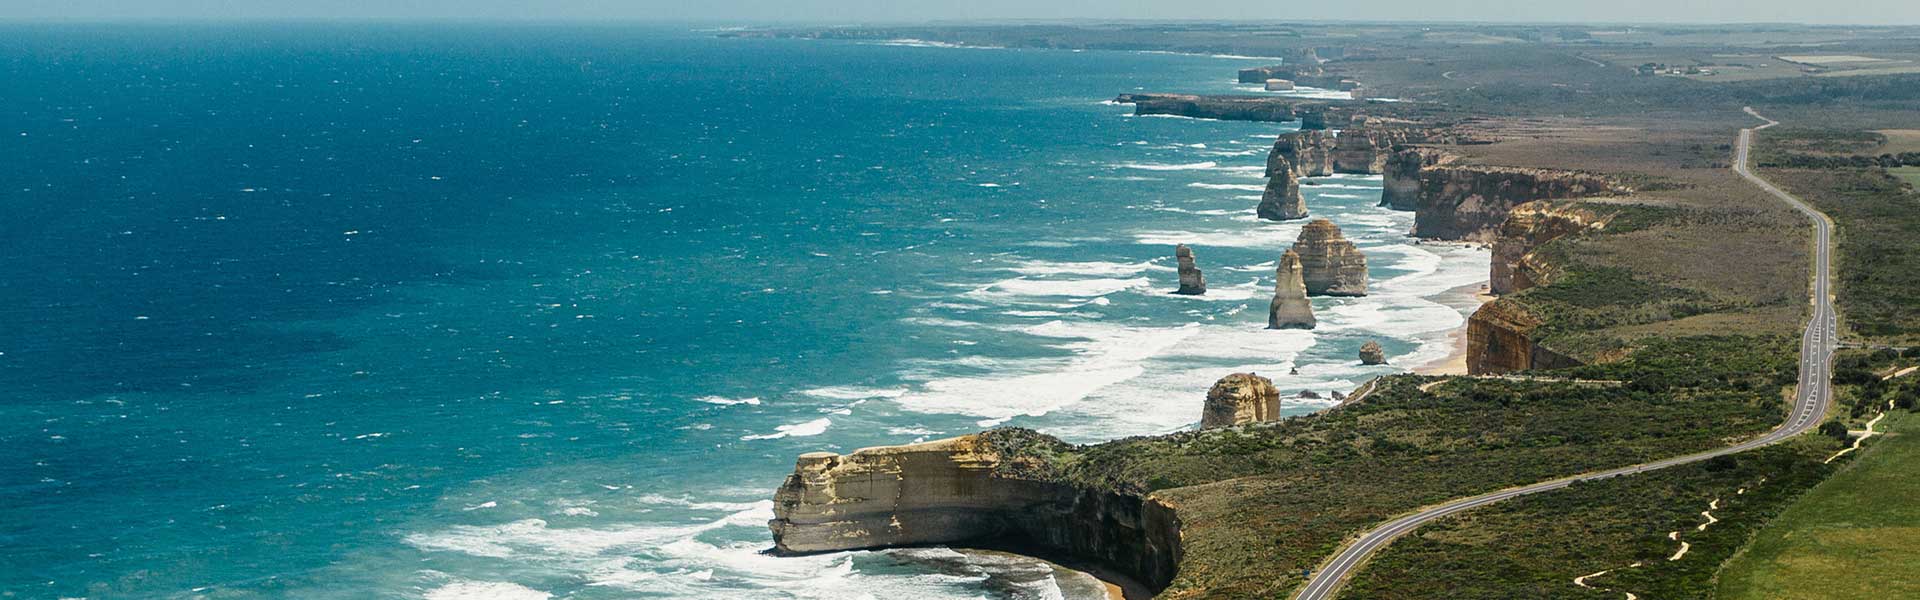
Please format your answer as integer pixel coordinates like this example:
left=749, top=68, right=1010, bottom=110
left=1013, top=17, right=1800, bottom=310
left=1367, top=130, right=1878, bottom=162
left=1291, top=219, right=1368, bottom=296
left=1379, top=146, right=1452, bottom=211
left=1269, top=250, right=1317, bottom=329
left=1175, top=244, right=1207, bottom=295
left=1490, top=202, right=1606, bottom=295
left=1465, top=299, right=1582, bottom=375
left=1200, top=373, right=1282, bottom=428
left=1258, top=157, right=1309, bottom=221
left=769, top=430, right=1183, bottom=591
left=1411, top=165, right=1626, bottom=242
left=1359, top=341, right=1386, bottom=365
left=1269, top=131, right=1335, bottom=178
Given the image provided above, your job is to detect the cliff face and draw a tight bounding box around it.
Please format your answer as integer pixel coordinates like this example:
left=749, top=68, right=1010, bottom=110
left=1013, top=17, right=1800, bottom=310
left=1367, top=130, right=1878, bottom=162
left=1465, top=299, right=1582, bottom=375
left=770, top=431, right=1183, bottom=591
left=1175, top=244, right=1207, bottom=295
left=1269, top=250, right=1317, bottom=329
left=1270, top=131, right=1335, bottom=178
left=1200, top=373, right=1282, bottom=428
left=1412, top=166, right=1625, bottom=242
left=1119, top=94, right=1305, bottom=123
left=1259, top=158, right=1309, bottom=221
left=1291, top=219, right=1368, bottom=296
left=1379, top=147, right=1452, bottom=211
left=1490, top=202, right=1605, bottom=295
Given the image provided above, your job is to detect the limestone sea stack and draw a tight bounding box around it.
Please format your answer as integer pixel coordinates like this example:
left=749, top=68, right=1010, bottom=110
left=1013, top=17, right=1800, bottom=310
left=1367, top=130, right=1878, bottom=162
left=1268, top=250, right=1316, bottom=329
left=1174, top=244, right=1206, bottom=295
left=1200, top=373, right=1282, bottom=428
left=1258, top=158, right=1309, bottom=221
left=1290, top=219, right=1368, bottom=296
left=1359, top=340, right=1386, bottom=365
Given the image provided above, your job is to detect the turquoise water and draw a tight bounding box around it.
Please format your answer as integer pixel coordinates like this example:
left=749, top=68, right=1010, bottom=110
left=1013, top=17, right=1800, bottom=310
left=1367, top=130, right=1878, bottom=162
left=0, top=25, right=1486, bottom=599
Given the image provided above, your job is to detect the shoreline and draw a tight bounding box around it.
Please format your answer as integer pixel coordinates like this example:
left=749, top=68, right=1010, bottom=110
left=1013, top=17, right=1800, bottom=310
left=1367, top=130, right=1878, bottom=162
left=1414, top=281, right=1495, bottom=376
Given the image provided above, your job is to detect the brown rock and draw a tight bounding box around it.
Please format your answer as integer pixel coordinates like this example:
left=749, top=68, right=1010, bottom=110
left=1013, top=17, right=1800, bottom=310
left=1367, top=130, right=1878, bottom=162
left=1291, top=219, right=1368, bottom=296
left=1174, top=244, right=1206, bottom=295
left=1359, top=340, right=1386, bottom=365
left=1269, top=249, right=1317, bottom=329
left=1490, top=202, right=1605, bottom=295
left=1380, top=147, right=1452, bottom=211
left=1466, top=298, right=1583, bottom=375
left=1200, top=373, right=1282, bottom=428
left=1412, top=165, right=1627, bottom=242
left=1270, top=130, right=1335, bottom=177
left=1259, top=158, right=1309, bottom=221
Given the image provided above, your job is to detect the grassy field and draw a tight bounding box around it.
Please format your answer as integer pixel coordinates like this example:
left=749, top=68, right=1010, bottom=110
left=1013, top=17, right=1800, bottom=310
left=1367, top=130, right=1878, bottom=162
left=1716, top=412, right=1920, bottom=600
left=1757, top=163, right=1920, bottom=344
left=1892, top=165, right=1920, bottom=188
left=1341, top=436, right=1843, bottom=600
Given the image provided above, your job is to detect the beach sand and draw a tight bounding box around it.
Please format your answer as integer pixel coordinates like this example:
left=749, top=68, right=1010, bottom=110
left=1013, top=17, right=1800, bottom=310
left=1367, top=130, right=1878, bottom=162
left=1415, top=281, right=1495, bottom=376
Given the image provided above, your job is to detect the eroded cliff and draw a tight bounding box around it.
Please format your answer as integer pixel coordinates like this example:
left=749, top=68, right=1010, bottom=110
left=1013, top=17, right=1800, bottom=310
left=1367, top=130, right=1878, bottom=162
left=1291, top=219, right=1367, bottom=296
left=1465, top=299, right=1582, bottom=375
left=1489, top=202, right=1607, bottom=295
left=1379, top=146, right=1453, bottom=211
left=770, top=430, right=1183, bottom=591
left=1269, top=131, right=1335, bottom=178
left=1412, top=166, right=1626, bottom=242
left=1259, top=158, right=1309, bottom=221
left=1200, top=373, right=1282, bottom=428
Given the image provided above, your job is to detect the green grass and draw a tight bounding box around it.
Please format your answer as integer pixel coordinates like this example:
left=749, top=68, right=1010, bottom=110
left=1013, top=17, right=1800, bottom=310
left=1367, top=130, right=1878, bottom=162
left=1892, top=165, right=1920, bottom=188
left=1758, top=165, right=1920, bottom=344
left=1341, top=436, right=1843, bottom=600
left=1716, top=412, right=1920, bottom=600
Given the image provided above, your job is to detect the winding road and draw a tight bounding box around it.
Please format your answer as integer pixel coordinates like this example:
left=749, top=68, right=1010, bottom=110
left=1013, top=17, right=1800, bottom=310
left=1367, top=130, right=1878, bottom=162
left=1290, top=107, right=1838, bottom=600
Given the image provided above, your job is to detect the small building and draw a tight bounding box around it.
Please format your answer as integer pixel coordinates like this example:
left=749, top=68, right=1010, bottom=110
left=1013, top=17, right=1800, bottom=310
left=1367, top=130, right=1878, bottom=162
left=1265, top=78, right=1296, bottom=91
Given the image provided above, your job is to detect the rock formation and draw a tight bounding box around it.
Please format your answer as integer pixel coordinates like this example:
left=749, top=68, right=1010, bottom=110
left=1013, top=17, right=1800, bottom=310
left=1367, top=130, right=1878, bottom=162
left=1465, top=299, right=1583, bottom=375
left=1259, top=158, right=1309, bottom=221
left=1412, top=166, right=1626, bottom=242
left=1332, top=127, right=1432, bottom=174
left=1268, top=250, right=1317, bottom=329
left=1490, top=202, right=1606, bottom=295
left=1270, top=130, right=1335, bottom=178
left=769, top=430, right=1184, bottom=591
left=1359, top=340, right=1386, bottom=365
left=1200, top=373, right=1282, bottom=428
left=1290, top=219, right=1368, bottom=296
left=1116, top=93, right=1309, bottom=123
left=1380, top=146, right=1451, bottom=211
left=1174, top=244, right=1206, bottom=295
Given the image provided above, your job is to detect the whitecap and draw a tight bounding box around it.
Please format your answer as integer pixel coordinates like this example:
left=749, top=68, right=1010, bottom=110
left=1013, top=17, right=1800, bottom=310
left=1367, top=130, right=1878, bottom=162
left=694, top=396, right=762, bottom=406
left=741, top=418, right=832, bottom=441
left=424, top=580, right=551, bottom=600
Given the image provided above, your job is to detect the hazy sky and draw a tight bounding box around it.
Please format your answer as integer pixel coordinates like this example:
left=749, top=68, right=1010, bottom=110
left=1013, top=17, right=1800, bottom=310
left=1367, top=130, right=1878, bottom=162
left=2, top=0, right=1915, bottom=25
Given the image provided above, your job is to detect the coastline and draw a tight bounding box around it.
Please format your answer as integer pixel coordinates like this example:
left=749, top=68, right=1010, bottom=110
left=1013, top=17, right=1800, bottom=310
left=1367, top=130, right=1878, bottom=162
left=1415, top=281, right=1494, bottom=376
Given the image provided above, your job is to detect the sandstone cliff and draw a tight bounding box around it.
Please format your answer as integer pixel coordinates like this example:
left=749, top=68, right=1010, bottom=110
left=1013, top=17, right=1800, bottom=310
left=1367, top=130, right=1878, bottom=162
left=1379, top=146, right=1453, bottom=211
left=1465, top=299, right=1583, bottom=375
left=1490, top=202, right=1607, bottom=295
left=1412, top=166, right=1626, bottom=242
left=1259, top=157, right=1309, bottom=221
left=1118, top=94, right=1308, bottom=123
left=1332, top=127, right=1441, bottom=175
left=770, top=430, right=1183, bottom=591
left=1270, top=130, right=1335, bottom=178
left=1291, top=219, right=1368, bottom=296
left=1175, top=244, right=1206, bottom=295
left=1200, top=373, right=1282, bottom=428
left=1269, top=250, right=1317, bottom=329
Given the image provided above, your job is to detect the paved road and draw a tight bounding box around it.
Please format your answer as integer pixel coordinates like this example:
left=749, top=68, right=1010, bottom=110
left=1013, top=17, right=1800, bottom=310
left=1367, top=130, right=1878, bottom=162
left=1290, top=108, right=1838, bottom=600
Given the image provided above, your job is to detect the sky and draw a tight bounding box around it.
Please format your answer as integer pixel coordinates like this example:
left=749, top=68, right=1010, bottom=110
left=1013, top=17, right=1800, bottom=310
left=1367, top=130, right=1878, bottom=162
left=1, top=0, right=1916, bottom=25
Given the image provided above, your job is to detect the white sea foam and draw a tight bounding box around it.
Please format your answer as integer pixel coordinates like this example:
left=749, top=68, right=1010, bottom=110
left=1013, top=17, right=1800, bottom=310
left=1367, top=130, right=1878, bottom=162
left=740, top=418, right=832, bottom=441
left=890, top=321, right=1201, bottom=422
left=425, top=580, right=552, bottom=600
left=1186, top=182, right=1267, bottom=191
left=1003, top=259, right=1163, bottom=278
left=694, top=396, right=762, bottom=406
left=1118, top=161, right=1218, bottom=171
left=963, top=276, right=1151, bottom=301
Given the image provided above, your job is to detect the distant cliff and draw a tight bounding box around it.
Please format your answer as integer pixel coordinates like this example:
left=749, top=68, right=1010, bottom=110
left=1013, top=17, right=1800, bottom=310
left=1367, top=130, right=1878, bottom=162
left=1465, top=299, right=1582, bottom=375
left=1490, top=202, right=1606, bottom=295
left=1270, top=131, right=1335, bottom=178
left=770, top=430, right=1183, bottom=591
left=1380, top=146, right=1452, bottom=210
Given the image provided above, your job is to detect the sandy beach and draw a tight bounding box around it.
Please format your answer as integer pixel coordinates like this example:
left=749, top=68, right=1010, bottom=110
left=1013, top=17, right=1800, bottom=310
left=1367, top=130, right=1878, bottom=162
left=1415, top=281, right=1495, bottom=376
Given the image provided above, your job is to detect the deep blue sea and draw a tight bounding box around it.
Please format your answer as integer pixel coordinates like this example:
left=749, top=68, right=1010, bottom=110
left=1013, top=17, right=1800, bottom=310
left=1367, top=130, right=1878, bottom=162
left=0, top=25, right=1486, bottom=599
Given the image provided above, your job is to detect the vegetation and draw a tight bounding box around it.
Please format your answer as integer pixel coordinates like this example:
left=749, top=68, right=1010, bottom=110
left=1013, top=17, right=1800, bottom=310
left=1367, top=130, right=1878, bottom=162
left=1717, top=413, right=1920, bottom=600
left=998, top=337, right=1798, bottom=598
left=1342, top=436, right=1842, bottom=600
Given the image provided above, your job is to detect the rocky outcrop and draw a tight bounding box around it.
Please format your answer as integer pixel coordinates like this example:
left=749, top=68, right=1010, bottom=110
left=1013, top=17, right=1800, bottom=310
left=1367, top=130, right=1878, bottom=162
left=1270, top=131, right=1335, bottom=178
left=1332, top=127, right=1436, bottom=174
left=1380, top=146, right=1452, bottom=211
left=1117, top=94, right=1308, bottom=123
left=1200, top=373, right=1282, bottom=428
left=1259, top=158, right=1309, bottom=221
left=1269, top=250, right=1317, bottom=329
left=770, top=430, right=1183, bottom=591
left=1490, top=202, right=1606, bottom=295
left=1412, top=166, right=1627, bottom=242
left=1359, top=341, right=1386, bottom=365
left=1465, top=299, right=1582, bottom=375
left=1175, top=244, right=1206, bottom=295
left=1290, top=219, right=1368, bottom=296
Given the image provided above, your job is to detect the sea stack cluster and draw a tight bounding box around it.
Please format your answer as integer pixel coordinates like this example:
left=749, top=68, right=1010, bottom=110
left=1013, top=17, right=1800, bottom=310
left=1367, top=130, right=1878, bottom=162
left=1259, top=156, right=1309, bottom=221
left=1291, top=219, right=1368, bottom=296
left=1200, top=373, right=1282, bottom=428
left=1174, top=244, right=1207, bottom=295
left=1269, top=249, right=1317, bottom=329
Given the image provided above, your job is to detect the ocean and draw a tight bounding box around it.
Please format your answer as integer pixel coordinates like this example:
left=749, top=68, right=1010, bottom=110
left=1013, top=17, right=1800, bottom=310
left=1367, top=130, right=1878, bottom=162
left=0, top=25, right=1487, bottom=599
